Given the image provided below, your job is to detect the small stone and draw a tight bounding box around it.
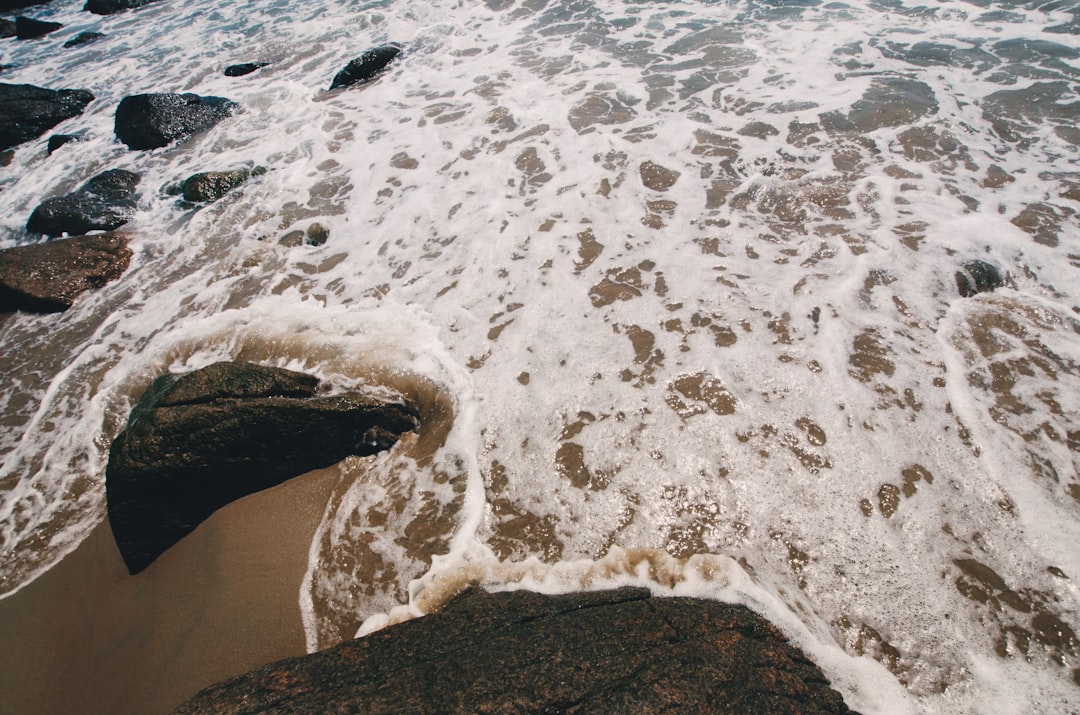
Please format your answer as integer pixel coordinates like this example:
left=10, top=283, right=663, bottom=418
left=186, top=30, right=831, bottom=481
left=46, top=133, right=81, bottom=153
left=329, top=45, right=402, bottom=90
left=955, top=259, right=1006, bottom=298
left=223, top=62, right=269, bottom=77
left=63, top=31, right=104, bottom=48
left=306, top=222, right=328, bottom=246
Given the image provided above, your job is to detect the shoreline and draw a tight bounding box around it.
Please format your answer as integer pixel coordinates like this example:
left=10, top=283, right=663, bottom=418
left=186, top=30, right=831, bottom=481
left=0, top=465, right=339, bottom=715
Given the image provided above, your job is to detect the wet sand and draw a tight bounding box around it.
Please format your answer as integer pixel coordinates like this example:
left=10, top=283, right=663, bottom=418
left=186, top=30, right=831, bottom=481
left=0, top=466, right=339, bottom=715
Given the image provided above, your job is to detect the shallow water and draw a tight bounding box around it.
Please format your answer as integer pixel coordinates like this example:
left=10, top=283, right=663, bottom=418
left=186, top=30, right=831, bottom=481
left=1, top=0, right=1079, bottom=712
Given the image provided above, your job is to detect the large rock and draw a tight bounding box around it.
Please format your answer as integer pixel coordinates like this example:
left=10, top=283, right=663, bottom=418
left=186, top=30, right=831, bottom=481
left=177, top=586, right=857, bottom=714
left=84, top=0, right=158, bottom=15
left=329, top=45, right=402, bottom=90
left=0, top=0, right=51, bottom=10
left=114, top=92, right=237, bottom=150
left=106, top=361, right=419, bottom=575
left=27, top=168, right=140, bottom=236
left=14, top=15, right=62, bottom=39
left=0, top=232, right=132, bottom=312
left=0, top=83, right=95, bottom=152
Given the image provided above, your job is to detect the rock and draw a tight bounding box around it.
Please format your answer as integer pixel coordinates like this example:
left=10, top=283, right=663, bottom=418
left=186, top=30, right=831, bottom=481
left=0, top=150, right=12, bottom=167
left=84, top=0, right=158, bottom=15
left=0, top=82, right=95, bottom=152
left=177, top=586, right=857, bottom=714
left=223, top=62, right=269, bottom=77
left=114, top=92, right=238, bottom=150
left=0, top=18, right=16, bottom=38
left=46, top=133, right=82, bottom=153
left=329, top=45, right=402, bottom=91
left=0, top=232, right=132, bottom=312
left=27, top=169, right=140, bottom=237
left=0, top=0, right=52, bottom=9
left=14, top=15, right=61, bottom=39
left=105, top=361, right=419, bottom=575
left=63, top=30, right=104, bottom=47
left=278, top=222, right=328, bottom=247
left=955, top=259, right=1007, bottom=298
left=175, top=166, right=263, bottom=203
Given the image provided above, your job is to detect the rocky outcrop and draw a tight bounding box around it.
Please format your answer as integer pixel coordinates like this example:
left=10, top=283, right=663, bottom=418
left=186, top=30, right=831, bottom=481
left=14, top=15, right=61, bottom=39
left=329, top=45, right=402, bottom=90
left=0, top=232, right=132, bottom=312
left=177, top=586, right=857, bottom=714
left=114, top=92, right=237, bottom=150
left=106, top=361, right=419, bottom=575
left=84, top=0, right=158, bottom=15
left=223, top=62, right=268, bottom=77
left=172, top=167, right=264, bottom=203
left=27, top=169, right=140, bottom=237
left=956, top=259, right=1007, bottom=297
left=0, top=82, right=95, bottom=152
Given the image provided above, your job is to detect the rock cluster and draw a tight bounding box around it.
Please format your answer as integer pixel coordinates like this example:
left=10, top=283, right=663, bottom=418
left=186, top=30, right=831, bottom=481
left=0, top=83, right=94, bottom=151
left=177, top=586, right=858, bottom=714
left=106, top=361, right=419, bottom=574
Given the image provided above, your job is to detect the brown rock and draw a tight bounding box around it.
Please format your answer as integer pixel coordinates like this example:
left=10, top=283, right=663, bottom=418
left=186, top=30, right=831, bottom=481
left=0, top=232, right=131, bottom=312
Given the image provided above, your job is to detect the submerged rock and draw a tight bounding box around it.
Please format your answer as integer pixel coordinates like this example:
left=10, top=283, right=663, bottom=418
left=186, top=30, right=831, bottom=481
left=955, top=259, right=1007, bottom=298
left=177, top=586, right=857, bottom=714
left=223, top=62, right=269, bottom=77
left=277, top=222, right=329, bottom=247
left=106, top=361, right=419, bottom=575
left=14, top=15, right=61, bottom=39
left=114, top=92, right=238, bottom=150
left=0, top=82, right=95, bottom=152
left=0, top=19, right=15, bottom=38
left=63, top=30, right=104, bottom=47
left=0, top=232, right=132, bottom=312
left=174, top=166, right=264, bottom=203
left=1, top=0, right=54, bottom=8
left=329, top=45, right=402, bottom=90
left=46, top=133, right=82, bottom=153
left=27, top=168, right=140, bottom=237
left=84, top=0, right=158, bottom=15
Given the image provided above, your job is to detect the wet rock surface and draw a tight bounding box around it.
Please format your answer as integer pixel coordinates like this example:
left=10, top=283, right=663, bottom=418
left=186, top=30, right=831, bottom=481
left=106, top=361, right=419, bottom=575
left=0, top=232, right=132, bottom=312
left=114, top=92, right=237, bottom=150
left=329, top=45, right=401, bottom=90
left=174, top=167, right=263, bottom=203
left=27, top=168, right=140, bottom=236
left=955, top=260, right=1007, bottom=298
left=177, top=586, right=856, bottom=715
left=63, top=30, right=104, bottom=47
left=14, top=15, right=61, bottom=39
left=84, top=0, right=159, bottom=15
left=0, top=82, right=95, bottom=151
left=223, top=62, right=268, bottom=77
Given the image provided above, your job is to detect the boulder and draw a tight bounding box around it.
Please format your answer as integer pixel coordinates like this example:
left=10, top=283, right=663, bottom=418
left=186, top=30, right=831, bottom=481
left=0, top=0, right=51, bottom=11
left=177, top=586, right=858, bottom=714
left=106, top=361, right=419, bottom=574
left=84, top=0, right=158, bottom=15
left=0, top=82, right=95, bottom=152
left=0, top=232, right=132, bottom=312
left=27, top=168, right=140, bottom=237
left=14, top=15, right=61, bottom=39
left=329, top=45, right=402, bottom=91
left=955, top=259, right=1006, bottom=297
left=63, top=30, right=104, bottom=47
left=114, top=92, right=237, bottom=150
left=223, top=62, right=269, bottom=77
left=173, top=166, right=264, bottom=203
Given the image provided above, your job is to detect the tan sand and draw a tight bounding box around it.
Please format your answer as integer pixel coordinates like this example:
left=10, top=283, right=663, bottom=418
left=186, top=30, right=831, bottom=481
left=0, top=465, right=339, bottom=715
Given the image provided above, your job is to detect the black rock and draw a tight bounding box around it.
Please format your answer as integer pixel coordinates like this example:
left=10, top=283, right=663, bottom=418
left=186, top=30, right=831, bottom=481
left=0, top=0, right=51, bottom=11
left=223, top=62, right=269, bottom=77
left=106, top=361, right=419, bottom=574
left=27, top=169, right=140, bottom=237
left=63, top=30, right=104, bottom=47
left=84, top=0, right=158, bottom=15
left=0, top=18, right=15, bottom=38
left=14, top=15, right=61, bottom=39
left=956, top=259, right=1007, bottom=298
left=0, top=232, right=132, bottom=312
left=175, top=167, right=264, bottom=203
left=177, top=587, right=858, bottom=715
left=46, top=133, right=82, bottom=153
left=0, top=82, right=95, bottom=152
left=329, top=45, right=402, bottom=91
left=114, top=92, right=237, bottom=150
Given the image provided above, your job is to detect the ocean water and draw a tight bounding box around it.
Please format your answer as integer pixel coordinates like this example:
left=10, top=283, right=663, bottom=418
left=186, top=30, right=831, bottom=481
left=1, top=0, right=1079, bottom=711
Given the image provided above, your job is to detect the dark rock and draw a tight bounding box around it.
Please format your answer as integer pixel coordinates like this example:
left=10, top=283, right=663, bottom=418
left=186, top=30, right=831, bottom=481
left=0, top=149, right=12, bottom=166
left=46, top=133, right=82, bottom=153
left=177, top=586, right=857, bottom=715
left=175, top=166, right=263, bottom=203
left=0, top=232, right=132, bottom=312
left=0, top=82, right=95, bottom=152
left=114, top=92, right=238, bottom=150
left=27, top=169, right=140, bottom=237
left=329, top=45, right=402, bottom=91
left=106, top=361, right=419, bottom=575
left=278, top=222, right=328, bottom=247
left=223, top=62, right=269, bottom=77
left=14, top=15, right=62, bottom=39
left=63, top=30, right=104, bottom=47
left=0, top=0, right=52, bottom=10
left=955, top=259, right=1006, bottom=298
left=84, top=0, right=158, bottom=15
left=0, top=18, right=15, bottom=37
